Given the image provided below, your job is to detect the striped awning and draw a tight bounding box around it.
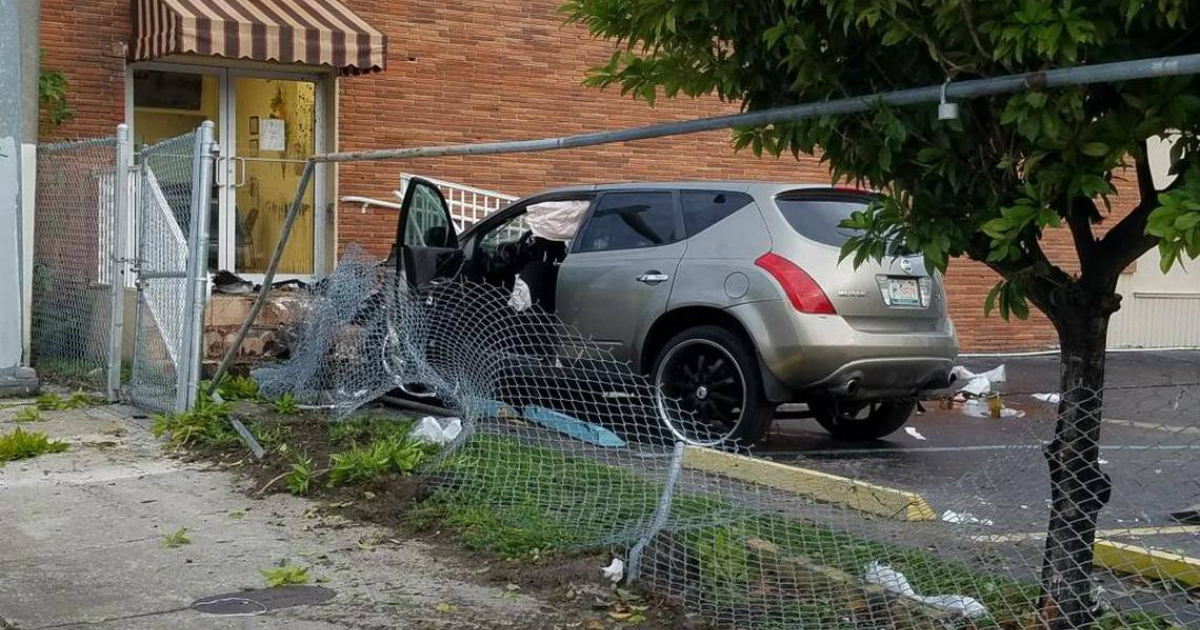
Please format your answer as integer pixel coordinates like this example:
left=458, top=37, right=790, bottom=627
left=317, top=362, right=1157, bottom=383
left=132, top=0, right=387, bottom=75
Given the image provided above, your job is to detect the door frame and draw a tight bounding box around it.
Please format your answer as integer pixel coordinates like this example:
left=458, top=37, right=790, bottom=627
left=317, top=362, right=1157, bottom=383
left=126, top=60, right=329, bottom=279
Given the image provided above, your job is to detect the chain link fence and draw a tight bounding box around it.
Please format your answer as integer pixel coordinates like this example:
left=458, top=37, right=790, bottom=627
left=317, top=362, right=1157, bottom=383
left=254, top=247, right=1199, bottom=630
left=129, top=126, right=214, bottom=412
left=31, top=136, right=121, bottom=393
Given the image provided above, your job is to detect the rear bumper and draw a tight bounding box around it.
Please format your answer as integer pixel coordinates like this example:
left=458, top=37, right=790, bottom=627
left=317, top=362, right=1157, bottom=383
left=728, top=299, right=958, bottom=399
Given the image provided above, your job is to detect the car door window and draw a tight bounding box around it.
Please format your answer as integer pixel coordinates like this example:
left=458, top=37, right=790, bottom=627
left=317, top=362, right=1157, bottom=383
left=478, top=212, right=530, bottom=255
left=403, top=182, right=454, bottom=248
left=681, top=191, right=753, bottom=237
left=576, top=192, right=676, bottom=253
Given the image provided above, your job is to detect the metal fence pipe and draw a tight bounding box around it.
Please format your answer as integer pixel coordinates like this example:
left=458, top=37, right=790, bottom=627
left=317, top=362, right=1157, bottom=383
left=313, top=54, right=1200, bottom=164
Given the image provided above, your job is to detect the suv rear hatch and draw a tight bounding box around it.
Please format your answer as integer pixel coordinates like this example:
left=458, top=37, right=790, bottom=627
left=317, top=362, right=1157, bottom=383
left=770, top=190, right=944, bottom=330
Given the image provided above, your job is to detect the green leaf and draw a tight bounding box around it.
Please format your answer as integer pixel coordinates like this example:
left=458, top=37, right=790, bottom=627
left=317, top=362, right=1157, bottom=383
left=1080, top=142, right=1110, bottom=157
left=984, top=283, right=1002, bottom=317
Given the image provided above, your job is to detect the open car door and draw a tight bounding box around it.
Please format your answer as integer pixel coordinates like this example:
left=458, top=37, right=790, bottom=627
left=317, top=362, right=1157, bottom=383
left=396, top=177, right=461, bottom=288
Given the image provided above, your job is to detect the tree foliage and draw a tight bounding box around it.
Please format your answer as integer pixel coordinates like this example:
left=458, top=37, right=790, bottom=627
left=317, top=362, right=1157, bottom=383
left=563, top=0, right=1199, bottom=325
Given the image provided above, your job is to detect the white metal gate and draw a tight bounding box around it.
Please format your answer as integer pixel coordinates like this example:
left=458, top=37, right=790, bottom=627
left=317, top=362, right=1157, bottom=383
left=129, top=122, right=217, bottom=412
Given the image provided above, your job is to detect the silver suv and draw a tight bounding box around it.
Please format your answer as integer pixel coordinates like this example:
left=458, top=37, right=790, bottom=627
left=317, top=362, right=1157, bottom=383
left=393, top=177, right=958, bottom=445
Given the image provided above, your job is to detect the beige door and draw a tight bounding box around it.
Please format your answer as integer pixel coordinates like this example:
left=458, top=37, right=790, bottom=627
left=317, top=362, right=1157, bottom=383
left=226, top=74, right=321, bottom=275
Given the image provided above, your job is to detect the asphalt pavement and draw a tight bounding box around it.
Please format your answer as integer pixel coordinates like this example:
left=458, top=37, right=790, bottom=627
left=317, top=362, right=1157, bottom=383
left=755, top=350, right=1200, bottom=624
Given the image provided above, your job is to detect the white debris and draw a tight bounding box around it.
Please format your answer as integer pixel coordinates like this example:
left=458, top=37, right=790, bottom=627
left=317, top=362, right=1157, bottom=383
left=962, top=399, right=1025, bottom=419
left=1098, top=459, right=1109, bottom=465
left=508, top=277, right=532, bottom=311
left=1032, top=393, right=1061, bottom=404
left=952, top=365, right=1006, bottom=396
left=941, top=510, right=994, bottom=526
left=411, top=416, right=463, bottom=445
left=863, top=562, right=990, bottom=619
left=601, top=557, right=625, bottom=583
left=904, top=426, right=927, bottom=441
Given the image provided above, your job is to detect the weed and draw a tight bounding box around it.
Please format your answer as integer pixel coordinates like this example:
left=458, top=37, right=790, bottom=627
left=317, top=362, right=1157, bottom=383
left=35, top=392, right=68, bottom=410
left=271, top=392, right=300, bottom=415
left=227, top=511, right=246, bottom=520
left=0, top=428, right=68, bottom=466
left=13, top=407, right=44, bottom=423
left=36, top=391, right=98, bottom=411
left=248, top=422, right=284, bottom=451
left=151, top=395, right=236, bottom=449
left=327, top=435, right=432, bottom=487
left=328, top=415, right=414, bottom=444
left=162, top=527, right=191, bottom=548
left=222, top=375, right=261, bottom=401
left=286, top=455, right=314, bottom=496
left=261, top=563, right=309, bottom=587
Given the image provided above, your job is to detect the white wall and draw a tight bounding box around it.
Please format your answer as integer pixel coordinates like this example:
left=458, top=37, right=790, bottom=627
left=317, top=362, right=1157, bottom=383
left=1108, top=135, right=1200, bottom=349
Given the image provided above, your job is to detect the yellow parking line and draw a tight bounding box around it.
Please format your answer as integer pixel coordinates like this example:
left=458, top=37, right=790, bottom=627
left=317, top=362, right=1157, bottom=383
left=973, top=525, right=1200, bottom=544
left=1094, top=540, right=1200, bottom=587
left=681, top=446, right=936, bottom=521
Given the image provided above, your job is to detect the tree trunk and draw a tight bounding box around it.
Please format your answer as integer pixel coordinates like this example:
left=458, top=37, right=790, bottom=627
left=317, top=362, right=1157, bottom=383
left=1037, top=312, right=1114, bottom=630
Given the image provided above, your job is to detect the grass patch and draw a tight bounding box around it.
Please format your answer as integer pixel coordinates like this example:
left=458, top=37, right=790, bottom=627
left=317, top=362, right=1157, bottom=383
left=14, top=407, right=45, bottom=423
left=271, top=392, right=300, bottom=415
left=261, top=563, right=309, bottom=587
left=328, top=435, right=433, bottom=487
left=162, top=526, right=191, bottom=548
left=151, top=396, right=238, bottom=449
left=328, top=415, right=415, bottom=444
left=412, top=435, right=1181, bottom=629
left=37, top=391, right=100, bottom=411
left=286, top=455, right=314, bottom=496
left=0, top=428, right=68, bottom=465
left=203, top=375, right=261, bottom=402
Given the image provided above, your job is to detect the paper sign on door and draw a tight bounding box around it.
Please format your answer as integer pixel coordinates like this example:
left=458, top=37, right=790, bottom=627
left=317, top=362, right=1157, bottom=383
left=260, top=119, right=286, bottom=151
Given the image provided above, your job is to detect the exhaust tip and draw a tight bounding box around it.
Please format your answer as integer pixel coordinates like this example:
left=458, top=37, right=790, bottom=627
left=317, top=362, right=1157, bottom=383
left=829, top=378, right=860, bottom=398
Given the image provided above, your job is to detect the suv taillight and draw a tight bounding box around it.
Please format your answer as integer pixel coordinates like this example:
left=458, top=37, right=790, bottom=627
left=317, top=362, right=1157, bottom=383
left=754, top=253, right=836, bottom=314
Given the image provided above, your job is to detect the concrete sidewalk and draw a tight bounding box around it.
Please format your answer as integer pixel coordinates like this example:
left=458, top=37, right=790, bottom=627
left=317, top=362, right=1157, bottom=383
left=0, top=402, right=570, bottom=629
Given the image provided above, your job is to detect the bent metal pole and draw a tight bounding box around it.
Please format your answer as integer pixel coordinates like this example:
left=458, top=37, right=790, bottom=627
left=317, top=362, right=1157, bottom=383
left=206, top=53, right=1200, bottom=395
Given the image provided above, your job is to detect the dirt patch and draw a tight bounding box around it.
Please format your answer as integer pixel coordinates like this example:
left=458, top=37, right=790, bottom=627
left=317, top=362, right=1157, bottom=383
left=182, top=404, right=706, bottom=630
left=325, top=474, right=432, bottom=527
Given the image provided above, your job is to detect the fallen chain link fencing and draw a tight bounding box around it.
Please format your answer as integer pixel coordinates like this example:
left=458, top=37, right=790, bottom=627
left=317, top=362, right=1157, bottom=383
left=255, top=246, right=1199, bottom=629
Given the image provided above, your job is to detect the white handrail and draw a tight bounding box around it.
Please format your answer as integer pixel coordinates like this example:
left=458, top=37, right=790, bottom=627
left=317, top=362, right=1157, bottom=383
left=399, top=173, right=517, bottom=201
left=396, top=173, right=517, bottom=231
left=340, top=195, right=403, bottom=213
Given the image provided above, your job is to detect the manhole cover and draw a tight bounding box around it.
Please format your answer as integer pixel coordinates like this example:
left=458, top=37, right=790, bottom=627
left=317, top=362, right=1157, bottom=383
left=191, top=585, right=336, bottom=616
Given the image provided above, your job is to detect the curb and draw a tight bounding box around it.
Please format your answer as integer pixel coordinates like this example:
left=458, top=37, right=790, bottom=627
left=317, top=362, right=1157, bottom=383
left=681, top=446, right=936, bottom=521
left=1094, top=539, right=1200, bottom=587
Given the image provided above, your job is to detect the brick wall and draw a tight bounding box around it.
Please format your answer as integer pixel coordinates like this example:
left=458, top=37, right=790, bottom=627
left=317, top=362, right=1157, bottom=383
left=39, top=0, right=129, bottom=141
left=38, top=0, right=1145, bottom=352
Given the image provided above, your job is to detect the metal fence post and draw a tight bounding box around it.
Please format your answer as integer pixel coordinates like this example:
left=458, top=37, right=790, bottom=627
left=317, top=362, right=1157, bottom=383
left=626, top=441, right=686, bottom=584
left=105, top=124, right=131, bottom=401
left=176, top=121, right=216, bottom=411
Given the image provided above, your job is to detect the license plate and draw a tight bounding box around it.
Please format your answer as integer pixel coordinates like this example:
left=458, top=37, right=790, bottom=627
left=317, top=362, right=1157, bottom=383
left=888, top=278, right=921, bottom=306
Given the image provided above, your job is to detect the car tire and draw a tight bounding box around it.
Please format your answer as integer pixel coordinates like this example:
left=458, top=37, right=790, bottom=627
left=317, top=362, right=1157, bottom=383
left=810, top=399, right=916, bottom=441
left=652, top=325, right=774, bottom=447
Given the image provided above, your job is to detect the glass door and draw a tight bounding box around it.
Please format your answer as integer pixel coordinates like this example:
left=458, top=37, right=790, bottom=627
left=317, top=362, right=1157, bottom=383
left=224, top=73, right=322, bottom=276
left=131, top=66, right=224, bottom=271
left=132, top=63, right=325, bottom=277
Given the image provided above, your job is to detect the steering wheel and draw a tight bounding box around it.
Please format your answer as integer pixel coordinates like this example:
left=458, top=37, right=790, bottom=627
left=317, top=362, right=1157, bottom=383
left=491, top=230, right=535, bottom=274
